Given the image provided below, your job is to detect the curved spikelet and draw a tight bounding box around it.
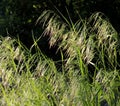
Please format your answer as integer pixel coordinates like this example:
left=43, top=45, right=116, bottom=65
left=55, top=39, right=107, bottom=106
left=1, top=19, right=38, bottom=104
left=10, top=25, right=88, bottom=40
left=37, top=11, right=118, bottom=71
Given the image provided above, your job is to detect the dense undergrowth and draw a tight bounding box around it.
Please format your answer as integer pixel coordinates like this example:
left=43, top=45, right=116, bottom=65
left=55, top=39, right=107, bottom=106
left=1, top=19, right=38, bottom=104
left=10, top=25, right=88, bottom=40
left=0, top=12, right=120, bottom=106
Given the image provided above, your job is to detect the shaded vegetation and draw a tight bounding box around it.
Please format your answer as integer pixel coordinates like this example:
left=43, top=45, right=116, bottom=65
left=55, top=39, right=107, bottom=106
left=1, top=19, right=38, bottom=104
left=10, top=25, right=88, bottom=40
left=0, top=0, right=120, bottom=40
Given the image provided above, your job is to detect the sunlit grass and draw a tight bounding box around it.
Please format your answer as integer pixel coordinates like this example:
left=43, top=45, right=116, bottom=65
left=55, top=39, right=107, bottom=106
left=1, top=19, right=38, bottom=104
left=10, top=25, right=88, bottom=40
left=0, top=11, right=120, bottom=106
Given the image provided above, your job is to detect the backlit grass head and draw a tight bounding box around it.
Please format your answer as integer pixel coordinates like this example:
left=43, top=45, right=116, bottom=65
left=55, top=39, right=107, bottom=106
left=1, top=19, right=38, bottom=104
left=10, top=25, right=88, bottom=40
left=37, top=11, right=118, bottom=72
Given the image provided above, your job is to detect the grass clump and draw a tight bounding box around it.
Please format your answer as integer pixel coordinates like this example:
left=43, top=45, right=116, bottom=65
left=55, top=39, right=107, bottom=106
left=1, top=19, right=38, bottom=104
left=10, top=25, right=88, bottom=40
left=0, top=11, right=119, bottom=106
left=38, top=11, right=118, bottom=70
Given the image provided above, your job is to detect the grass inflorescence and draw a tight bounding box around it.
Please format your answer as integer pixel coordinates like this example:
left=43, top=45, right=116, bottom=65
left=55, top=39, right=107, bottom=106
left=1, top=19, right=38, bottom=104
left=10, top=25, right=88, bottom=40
left=0, top=11, right=120, bottom=106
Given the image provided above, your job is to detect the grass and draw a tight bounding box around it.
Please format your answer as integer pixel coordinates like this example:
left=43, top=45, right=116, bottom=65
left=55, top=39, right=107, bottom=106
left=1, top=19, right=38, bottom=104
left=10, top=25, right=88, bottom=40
left=0, top=11, right=120, bottom=106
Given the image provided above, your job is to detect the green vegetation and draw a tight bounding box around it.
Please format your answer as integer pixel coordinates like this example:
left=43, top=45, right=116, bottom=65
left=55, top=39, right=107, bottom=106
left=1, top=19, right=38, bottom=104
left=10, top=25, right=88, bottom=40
left=0, top=12, right=120, bottom=106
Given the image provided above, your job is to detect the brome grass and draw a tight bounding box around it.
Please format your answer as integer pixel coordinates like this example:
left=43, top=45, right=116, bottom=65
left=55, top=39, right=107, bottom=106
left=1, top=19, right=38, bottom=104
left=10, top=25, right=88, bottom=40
left=0, top=11, right=119, bottom=106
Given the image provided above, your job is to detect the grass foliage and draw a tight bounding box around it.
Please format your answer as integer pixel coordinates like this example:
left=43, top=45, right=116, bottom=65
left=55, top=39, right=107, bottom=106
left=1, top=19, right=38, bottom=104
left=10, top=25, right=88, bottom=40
left=0, top=11, right=120, bottom=106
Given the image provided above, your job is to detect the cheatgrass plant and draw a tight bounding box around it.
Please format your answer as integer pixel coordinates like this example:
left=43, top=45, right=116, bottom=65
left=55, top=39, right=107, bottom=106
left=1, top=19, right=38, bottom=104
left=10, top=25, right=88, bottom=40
left=37, top=11, right=119, bottom=73
left=0, top=11, right=119, bottom=105
left=0, top=36, right=57, bottom=105
left=36, top=10, right=120, bottom=105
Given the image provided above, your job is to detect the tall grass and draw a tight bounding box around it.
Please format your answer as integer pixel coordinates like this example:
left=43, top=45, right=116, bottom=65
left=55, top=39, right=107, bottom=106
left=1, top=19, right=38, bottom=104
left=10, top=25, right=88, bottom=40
left=38, top=11, right=118, bottom=71
left=0, top=11, right=119, bottom=106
